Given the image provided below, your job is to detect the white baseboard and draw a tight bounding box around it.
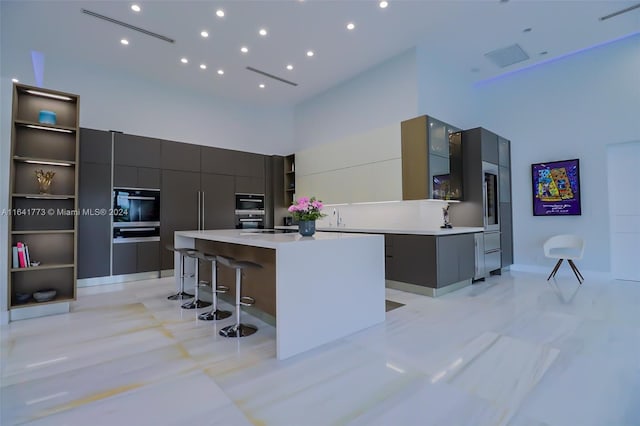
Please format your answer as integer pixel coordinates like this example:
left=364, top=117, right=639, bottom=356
left=0, top=310, right=9, bottom=325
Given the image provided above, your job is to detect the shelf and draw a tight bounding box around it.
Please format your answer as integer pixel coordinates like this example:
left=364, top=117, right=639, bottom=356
left=13, top=156, right=76, bottom=166
left=12, top=229, right=75, bottom=235
left=11, top=296, right=74, bottom=309
left=12, top=193, right=75, bottom=199
left=14, top=119, right=76, bottom=133
left=11, top=263, right=75, bottom=272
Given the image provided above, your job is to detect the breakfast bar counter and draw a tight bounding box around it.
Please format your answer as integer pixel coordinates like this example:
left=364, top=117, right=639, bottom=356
left=174, top=229, right=386, bottom=360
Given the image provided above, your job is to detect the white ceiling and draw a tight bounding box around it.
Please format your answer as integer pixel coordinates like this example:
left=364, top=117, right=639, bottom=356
left=2, top=0, right=639, bottom=106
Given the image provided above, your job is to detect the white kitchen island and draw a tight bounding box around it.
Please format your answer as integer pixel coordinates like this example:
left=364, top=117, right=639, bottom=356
left=174, top=229, right=386, bottom=360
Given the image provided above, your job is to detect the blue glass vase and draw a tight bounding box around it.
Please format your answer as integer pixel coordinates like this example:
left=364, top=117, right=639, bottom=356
left=298, top=220, right=316, bottom=237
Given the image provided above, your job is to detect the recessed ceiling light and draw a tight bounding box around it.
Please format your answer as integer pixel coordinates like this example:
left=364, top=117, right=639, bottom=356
left=347, top=22, right=355, bottom=30
left=12, top=78, right=19, bottom=83
left=259, top=83, right=265, bottom=89
left=131, top=4, right=141, bottom=12
left=200, top=64, right=207, bottom=70
left=240, top=46, right=249, bottom=53
left=217, top=69, right=224, bottom=75
left=201, top=31, right=209, bottom=38
left=286, top=64, right=294, bottom=70
left=120, top=38, right=129, bottom=45
left=259, top=28, right=268, bottom=36
left=216, top=9, right=225, bottom=18
left=379, top=1, right=388, bottom=9
left=181, top=57, right=188, bottom=64
left=306, top=50, right=314, bottom=57
left=539, top=51, right=548, bottom=55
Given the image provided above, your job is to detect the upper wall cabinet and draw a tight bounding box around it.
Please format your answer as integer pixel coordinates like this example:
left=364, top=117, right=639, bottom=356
left=114, top=133, right=161, bottom=168
left=201, top=146, right=265, bottom=178
left=401, top=115, right=462, bottom=200
left=162, top=140, right=201, bottom=172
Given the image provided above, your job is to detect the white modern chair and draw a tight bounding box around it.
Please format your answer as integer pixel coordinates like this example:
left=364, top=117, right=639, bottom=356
left=543, top=234, right=585, bottom=284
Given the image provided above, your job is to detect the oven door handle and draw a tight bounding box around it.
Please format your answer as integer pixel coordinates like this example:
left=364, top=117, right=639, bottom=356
left=126, top=196, right=156, bottom=200
left=119, top=228, right=156, bottom=232
left=238, top=198, right=263, bottom=202
left=239, top=218, right=263, bottom=222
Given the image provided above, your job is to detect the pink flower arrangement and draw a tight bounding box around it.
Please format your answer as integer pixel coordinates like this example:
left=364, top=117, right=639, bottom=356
left=288, top=196, right=326, bottom=221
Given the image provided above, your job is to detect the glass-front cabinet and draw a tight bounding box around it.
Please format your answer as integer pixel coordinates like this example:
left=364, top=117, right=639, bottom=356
left=428, top=117, right=462, bottom=200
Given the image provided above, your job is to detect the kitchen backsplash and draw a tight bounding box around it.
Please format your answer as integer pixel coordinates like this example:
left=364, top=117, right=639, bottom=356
left=318, top=199, right=454, bottom=230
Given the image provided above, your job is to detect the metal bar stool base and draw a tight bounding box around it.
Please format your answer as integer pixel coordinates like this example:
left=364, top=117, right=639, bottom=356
left=181, top=299, right=212, bottom=309
left=167, top=292, right=194, bottom=301
left=220, top=324, right=258, bottom=338
left=198, top=310, right=232, bottom=321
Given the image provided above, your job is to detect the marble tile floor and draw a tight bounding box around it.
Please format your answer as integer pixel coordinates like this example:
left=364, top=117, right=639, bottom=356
left=1, top=271, right=639, bottom=425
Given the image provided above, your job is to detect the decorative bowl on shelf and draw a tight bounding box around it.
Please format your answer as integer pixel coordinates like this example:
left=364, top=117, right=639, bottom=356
left=38, top=110, right=57, bottom=125
left=33, top=289, right=57, bottom=303
left=15, top=292, right=31, bottom=304
left=30, top=261, right=41, bottom=267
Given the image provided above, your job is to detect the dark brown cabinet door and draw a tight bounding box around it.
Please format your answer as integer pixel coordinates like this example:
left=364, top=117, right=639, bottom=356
left=436, top=236, right=461, bottom=287
left=138, top=168, right=160, bottom=189
left=80, top=128, right=112, bottom=164
left=201, top=173, right=235, bottom=230
left=160, top=170, right=200, bottom=269
left=114, top=133, right=161, bottom=168
left=113, top=243, right=137, bottom=275
left=114, top=165, right=137, bottom=188
left=162, top=140, right=201, bottom=172
left=235, top=176, right=265, bottom=194
left=137, top=241, right=160, bottom=272
left=392, top=234, right=437, bottom=287
left=480, top=128, right=499, bottom=164
left=78, top=161, right=112, bottom=279
left=500, top=202, right=513, bottom=266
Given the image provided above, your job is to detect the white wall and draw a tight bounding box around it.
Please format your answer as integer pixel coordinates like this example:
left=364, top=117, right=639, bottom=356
left=472, top=33, right=640, bottom=274
left=293, top=48, right=417, bottom=152
left=607, top=141, right=640, bottom=281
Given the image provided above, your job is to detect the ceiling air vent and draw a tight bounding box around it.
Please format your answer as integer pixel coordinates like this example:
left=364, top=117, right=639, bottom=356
left=484, top=43, right=530, bottom=68
left=599, top=3, right=640, bottom=21
left=246, top=67, right=298, bottom=87
left=81, top=9, right=175, bottom=44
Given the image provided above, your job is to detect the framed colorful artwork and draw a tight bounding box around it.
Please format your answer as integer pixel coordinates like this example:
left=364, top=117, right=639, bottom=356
left=532, top=158, right=581, bottom=216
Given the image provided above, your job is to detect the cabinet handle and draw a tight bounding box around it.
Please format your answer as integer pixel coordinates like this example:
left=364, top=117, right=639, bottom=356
left=197, top=191, right=201, bottom=231
left=201, top=191, right=205, bottom=230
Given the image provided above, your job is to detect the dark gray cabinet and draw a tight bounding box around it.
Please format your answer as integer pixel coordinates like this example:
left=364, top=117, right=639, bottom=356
left=114, top=165, right=160, bottom=188
left=78, top=161, right=111, bottom=279
left=114, top=133, right=161, bottom=168
left=450, top=129, right=513, bottom=270
left=235, top=176, right=265, bottom=194
left=201, top=173, right=235, bottom=230
left=79, top=128, right=111, bottom=164
left=137, top=241, right=161, bottom=272
left=201, top=147, right=265, bottom=178
left=385, top=233, right=475, bottom=288
left=112, top=243, right=137, bottom=275
left=78, top=128, right=112, bottom=279
left=162, top=140, right=201, bottom=172
left=160, top=170, right=200, bottom=269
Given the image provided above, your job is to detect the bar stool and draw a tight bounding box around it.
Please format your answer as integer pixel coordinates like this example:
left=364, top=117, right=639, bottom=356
left=217, top=255, right=261, bottom=338
left=198, top=253, right=232, bottom=321
left=181, top=250, right=212, bottom=310
left=166, top=245, right=195, bottom=300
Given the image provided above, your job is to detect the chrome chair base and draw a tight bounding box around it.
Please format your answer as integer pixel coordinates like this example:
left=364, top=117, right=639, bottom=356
left=220, top=324, right=258, bottom=338
left=181, top=299, right=212, bottom=309
left=198, top=309, right=232, bottom=321
left=167, top=291, right=194, bottom=301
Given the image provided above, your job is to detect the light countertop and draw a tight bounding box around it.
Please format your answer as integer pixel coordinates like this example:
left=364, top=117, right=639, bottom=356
left=175, top=229, right=381, bottom=250
left=274, top=225, right=484, bottom=236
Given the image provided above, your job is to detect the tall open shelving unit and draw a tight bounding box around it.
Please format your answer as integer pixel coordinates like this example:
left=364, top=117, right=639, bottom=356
left=8, top=83, right=80, bottom=321
left=284, top=154, right=295, bottom=206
